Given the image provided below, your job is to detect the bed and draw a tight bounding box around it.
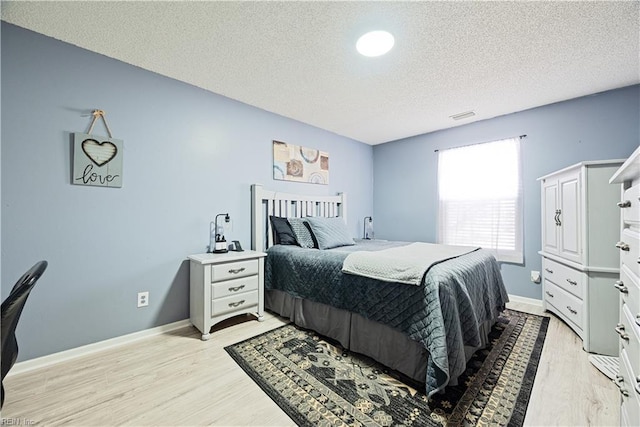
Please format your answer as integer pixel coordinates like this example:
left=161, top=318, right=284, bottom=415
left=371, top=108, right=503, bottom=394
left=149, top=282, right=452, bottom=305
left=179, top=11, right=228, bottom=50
left=250, top=184, right=509, bottom=397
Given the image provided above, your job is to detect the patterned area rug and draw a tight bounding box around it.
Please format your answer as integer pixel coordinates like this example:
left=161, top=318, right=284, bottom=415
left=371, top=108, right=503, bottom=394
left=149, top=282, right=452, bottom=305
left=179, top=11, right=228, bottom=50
left=225, top=309, right=548, bottom=427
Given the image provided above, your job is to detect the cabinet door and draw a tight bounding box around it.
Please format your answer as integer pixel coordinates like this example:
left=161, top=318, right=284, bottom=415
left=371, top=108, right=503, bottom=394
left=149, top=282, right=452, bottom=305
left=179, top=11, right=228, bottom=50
left=558, top=173, right=582, bottom=263
left=542, top=179, right=559, bottom=255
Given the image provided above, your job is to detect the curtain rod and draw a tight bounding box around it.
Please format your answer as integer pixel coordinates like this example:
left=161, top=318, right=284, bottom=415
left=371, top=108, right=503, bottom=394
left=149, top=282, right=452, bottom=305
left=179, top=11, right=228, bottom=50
left=433, top=134, right=527, bottom=153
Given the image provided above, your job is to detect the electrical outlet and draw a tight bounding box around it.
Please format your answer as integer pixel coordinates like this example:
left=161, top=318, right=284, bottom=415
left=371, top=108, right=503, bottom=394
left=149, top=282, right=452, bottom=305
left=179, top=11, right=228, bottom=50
left=530, top=271, right=541, bottom=284
left=137, top=291, right=149, bottom=307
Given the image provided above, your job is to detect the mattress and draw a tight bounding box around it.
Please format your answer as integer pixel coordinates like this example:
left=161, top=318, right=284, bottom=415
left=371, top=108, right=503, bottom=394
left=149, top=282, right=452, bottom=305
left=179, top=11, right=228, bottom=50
left=264, top=239, right=509, bottom=396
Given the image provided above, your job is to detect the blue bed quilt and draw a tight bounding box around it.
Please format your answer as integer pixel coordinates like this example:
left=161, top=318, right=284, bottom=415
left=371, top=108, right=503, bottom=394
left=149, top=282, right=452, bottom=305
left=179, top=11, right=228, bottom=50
left=264, top=240, right=509, bottom=397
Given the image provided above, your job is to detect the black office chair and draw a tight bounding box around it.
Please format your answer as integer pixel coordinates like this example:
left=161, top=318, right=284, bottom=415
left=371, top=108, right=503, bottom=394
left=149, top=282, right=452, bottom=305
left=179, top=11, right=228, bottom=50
left=1, top=260, right=47, bottom=409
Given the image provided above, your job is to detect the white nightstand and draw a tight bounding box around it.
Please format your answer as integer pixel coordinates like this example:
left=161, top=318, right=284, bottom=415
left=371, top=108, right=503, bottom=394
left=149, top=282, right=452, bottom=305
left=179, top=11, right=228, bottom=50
left=188, top=250, right=266, bottom=340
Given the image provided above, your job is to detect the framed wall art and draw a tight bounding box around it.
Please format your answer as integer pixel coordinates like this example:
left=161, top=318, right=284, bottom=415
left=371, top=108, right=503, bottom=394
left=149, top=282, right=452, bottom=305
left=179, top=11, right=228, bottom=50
left=273, top=140, right=329, bottom=185
left=72, top=109, right=123, bottom=188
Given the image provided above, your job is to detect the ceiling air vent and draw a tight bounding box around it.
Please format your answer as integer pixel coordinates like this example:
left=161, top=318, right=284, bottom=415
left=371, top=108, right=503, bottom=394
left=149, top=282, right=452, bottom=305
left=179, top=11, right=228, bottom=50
left=449, top=111, right=476, bottom=121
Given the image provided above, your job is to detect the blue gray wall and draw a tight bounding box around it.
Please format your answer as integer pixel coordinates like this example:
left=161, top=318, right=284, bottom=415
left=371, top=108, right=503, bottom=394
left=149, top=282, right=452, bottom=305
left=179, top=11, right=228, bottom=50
left=1, top=23, right=373, bottom=361
left=373, top=85, right=640, bottom=299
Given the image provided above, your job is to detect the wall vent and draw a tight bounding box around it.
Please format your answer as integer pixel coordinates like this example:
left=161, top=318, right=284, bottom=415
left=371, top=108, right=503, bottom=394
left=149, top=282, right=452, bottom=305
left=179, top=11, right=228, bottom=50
left=450, top=111, right=476, bottom=121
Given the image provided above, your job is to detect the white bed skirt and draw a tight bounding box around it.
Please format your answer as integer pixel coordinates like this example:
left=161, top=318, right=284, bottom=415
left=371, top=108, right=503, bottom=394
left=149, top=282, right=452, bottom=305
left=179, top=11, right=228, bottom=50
left=265, top=289, right=494, bottom=387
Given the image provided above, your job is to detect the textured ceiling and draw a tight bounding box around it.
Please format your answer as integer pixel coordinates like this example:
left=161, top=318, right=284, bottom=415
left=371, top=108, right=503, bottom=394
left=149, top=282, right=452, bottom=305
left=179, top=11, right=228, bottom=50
left=2, top=1, right=639, bottom=145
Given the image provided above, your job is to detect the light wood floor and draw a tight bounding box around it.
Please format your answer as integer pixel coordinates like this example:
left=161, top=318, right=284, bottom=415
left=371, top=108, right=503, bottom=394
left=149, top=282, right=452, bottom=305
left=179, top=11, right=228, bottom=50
left=2, top=302, right=619, bottom=426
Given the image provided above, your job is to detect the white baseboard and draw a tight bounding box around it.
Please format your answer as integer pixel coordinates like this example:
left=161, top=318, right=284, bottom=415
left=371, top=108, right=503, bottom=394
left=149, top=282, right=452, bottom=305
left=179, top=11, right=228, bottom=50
left=8, top=295, right=542, bottom=377
left=507, top=293, right=544, bottom=308
left=8, top=319, right=192, bottom=377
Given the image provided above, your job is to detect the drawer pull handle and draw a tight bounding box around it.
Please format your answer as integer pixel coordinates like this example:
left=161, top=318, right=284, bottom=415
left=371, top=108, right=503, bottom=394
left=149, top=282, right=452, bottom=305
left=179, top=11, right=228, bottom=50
left=566, top=278, right=577, bottom=286
left=545, top=268, right=553, bottom=274
left=228, top=300, right=246, bottom=308
left=228, top=285, right=245, bottom=292
left=636, top=382, right=640, bottom=396
left=617, top=200, right=632, bottom=208
left=545, top=291, right=554, bottom=298
left=566, top=305, right=577, bottom=315
left=614, top=280, right=628, bottom=293
left=616, top=242, right=630, bottom=251
left=635, top=314, right=640, bottom=327
left=228, top=267, right=246, bottom=274
left=614, top=375, right=630, bottom=396
left=615, top=323, right=630, bottom=340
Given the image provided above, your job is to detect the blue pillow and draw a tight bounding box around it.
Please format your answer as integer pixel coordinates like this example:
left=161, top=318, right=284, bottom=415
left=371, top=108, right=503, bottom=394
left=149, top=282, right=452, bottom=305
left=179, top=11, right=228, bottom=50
left=287, top=218, right=316, bottom=248
left=305, top=217, right=355, bottom=250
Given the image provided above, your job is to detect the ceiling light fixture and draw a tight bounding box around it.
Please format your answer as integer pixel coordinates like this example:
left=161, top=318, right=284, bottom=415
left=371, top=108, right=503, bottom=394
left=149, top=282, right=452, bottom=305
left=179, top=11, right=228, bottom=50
left=356, top=31, right=394, bottom=57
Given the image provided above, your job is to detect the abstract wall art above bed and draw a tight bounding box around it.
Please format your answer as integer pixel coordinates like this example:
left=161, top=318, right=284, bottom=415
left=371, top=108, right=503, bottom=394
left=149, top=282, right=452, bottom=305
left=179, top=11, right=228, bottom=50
left=272, top=140, right=329, bottom=185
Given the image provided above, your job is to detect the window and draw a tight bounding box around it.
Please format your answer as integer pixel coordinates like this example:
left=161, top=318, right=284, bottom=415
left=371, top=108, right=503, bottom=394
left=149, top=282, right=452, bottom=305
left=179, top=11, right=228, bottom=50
left=437, top=137, right=523, bottom=264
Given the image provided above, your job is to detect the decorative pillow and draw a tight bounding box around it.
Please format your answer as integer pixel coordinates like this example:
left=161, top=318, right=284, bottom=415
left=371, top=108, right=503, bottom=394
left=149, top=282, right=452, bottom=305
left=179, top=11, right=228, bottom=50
left=305, top=217, right=355, bottom=250
left=269, top=216, right=298, bottom=245
left=287, top=217, right=316, bottom=249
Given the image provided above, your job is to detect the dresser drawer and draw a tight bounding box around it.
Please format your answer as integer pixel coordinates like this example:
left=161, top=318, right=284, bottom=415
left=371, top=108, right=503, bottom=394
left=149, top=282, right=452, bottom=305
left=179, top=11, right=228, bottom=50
left=211, top=275, right=259, bottom=299
left=210, top=259, right=259, bottom=283
left=211, top=290, right=259, bottom=316
left=619, top=348, right=640, bottom=427
left=621, top=183, right=640, bottom=227
left=618, top=265, right=640, bottom=325
left=545, top=279, right=584, bottom=330
left=619, top=304, right=640, bottom=376
left=542, top=257, right=585, bottom=299
left=618, top=229, right=640, bottom=272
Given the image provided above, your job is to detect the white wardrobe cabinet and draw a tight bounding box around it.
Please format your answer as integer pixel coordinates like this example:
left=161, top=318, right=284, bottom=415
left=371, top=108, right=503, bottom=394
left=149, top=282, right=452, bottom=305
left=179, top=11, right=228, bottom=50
left=539, top=160, right=624, bottom=356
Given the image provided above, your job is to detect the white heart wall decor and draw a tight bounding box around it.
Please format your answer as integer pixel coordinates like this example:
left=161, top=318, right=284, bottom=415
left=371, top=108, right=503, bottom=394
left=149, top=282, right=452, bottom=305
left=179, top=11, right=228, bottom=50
left=81, top=138, right=118, bottom=167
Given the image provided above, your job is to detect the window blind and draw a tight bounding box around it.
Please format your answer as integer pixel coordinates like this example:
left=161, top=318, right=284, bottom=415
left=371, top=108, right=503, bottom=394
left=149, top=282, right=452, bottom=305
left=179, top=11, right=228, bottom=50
left=437, top=137, right=523, bottom=264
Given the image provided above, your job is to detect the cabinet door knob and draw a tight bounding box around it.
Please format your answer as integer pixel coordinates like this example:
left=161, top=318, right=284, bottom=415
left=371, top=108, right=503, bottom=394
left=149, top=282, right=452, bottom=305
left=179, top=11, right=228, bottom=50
left=616, top=323, right=630, bottom=340
left=614, top=280, right=628, bottom=293
left=617, top=200, right=632, bottom=208
left=566, top=278, right=577, bottom=286
left=616, top=242, right=630, bottom=251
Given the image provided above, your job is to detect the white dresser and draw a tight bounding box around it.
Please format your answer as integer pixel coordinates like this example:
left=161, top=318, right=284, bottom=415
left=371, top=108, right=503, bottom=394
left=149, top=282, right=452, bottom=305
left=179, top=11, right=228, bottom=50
left=188, top=250, right=266, bottom=340
left=609, top=146, right=640, bottom=426
left=539, top=160, right=624, bottom=355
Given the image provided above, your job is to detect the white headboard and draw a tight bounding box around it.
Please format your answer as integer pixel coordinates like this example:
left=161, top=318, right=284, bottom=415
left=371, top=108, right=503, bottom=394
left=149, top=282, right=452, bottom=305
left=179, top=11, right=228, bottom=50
left=251, top=184, right=347, bottom=251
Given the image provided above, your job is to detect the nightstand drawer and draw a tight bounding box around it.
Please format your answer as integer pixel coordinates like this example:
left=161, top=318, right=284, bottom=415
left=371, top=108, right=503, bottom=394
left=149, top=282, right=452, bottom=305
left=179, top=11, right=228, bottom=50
left=545, top=279, right=583, bottom=330
left=211, top=275, right=259, bottom=299
left=212, top=291, right=258, bottom=316
left=622, top=183, right=640, bottom=227
left=543, top=257, right=585, bottom=299
left=210, top=259, right=259, bottom=283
